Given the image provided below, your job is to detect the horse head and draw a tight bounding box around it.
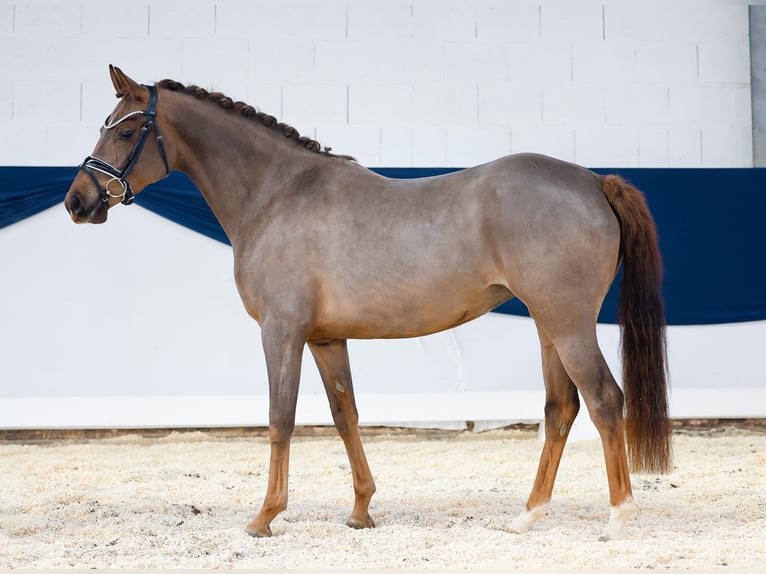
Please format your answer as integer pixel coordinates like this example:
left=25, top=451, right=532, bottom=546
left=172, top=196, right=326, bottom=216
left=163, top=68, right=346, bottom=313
left=65, top=65, right=173, bottom=223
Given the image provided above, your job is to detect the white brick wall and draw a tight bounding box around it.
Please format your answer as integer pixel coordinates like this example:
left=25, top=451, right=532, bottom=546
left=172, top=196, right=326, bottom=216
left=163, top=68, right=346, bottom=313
left=0, top=0, right=754, bottom=168
left=13, top=1, right=80, bottom=37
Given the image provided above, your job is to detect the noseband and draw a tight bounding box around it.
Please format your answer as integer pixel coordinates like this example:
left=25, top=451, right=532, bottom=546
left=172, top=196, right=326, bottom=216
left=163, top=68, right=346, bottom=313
left=79, top=85, right=170, bottom=206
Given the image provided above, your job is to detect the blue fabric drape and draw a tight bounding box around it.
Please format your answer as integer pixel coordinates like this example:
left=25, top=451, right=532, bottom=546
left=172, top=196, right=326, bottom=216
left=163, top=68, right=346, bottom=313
left=0, top=167, right=78, bottom=229
left=2, top=166, right=765, bottom=326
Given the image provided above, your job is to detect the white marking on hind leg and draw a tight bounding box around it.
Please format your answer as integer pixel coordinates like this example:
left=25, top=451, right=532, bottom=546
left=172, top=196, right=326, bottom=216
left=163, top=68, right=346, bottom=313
left=599, top=496, right=639, bottom=541
left=508, top=503, right=549, bottom=534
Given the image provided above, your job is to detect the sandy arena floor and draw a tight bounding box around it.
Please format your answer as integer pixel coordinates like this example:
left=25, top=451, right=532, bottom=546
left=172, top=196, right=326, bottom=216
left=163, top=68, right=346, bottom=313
left=0, top=426, right=764, bottom=570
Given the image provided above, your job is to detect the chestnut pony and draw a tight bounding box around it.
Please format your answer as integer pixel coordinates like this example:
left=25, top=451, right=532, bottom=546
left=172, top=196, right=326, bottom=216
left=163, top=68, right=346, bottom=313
left=65, top=66, right=670, bottom=541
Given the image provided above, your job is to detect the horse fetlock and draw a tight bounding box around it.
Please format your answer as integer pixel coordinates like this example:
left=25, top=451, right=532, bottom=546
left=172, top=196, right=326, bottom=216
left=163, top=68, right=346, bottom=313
left=354, top=480, right=376, bottom=499
left=247, top=496, right=288, bottom=538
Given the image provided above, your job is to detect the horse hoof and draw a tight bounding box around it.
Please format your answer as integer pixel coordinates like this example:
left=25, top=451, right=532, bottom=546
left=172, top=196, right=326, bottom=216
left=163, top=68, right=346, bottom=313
left=508, top=503, right=549, bottom=534
left=346, top=513, right=375, bottom=529
left=245, top=522, right=273, bottom=538
left=599, top=497, right=639, bottom=541
left=507, top=514, right=531, bottom=534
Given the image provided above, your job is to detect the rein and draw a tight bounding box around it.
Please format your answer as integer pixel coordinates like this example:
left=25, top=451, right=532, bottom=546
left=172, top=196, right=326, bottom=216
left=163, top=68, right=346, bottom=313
left=79, top=85, right=170, bottom=205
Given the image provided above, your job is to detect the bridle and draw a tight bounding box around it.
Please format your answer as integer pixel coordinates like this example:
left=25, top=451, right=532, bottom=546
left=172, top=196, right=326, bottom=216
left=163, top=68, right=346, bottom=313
left=79, top=84, right=170, bottom=206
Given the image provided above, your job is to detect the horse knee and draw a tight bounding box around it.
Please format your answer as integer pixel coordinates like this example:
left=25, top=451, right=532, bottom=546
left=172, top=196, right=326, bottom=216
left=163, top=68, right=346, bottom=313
left=543, top=385, right=580, bottom=436
left=544, top=389, right=580, bottom=418
left=269, top=422, right=295, bottom=444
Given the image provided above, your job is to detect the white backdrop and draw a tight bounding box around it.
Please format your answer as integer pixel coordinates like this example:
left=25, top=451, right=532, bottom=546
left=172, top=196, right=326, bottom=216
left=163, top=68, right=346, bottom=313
left=1, top=0, right=763, bottom=430
left=1, top=205, right=764, bottom=431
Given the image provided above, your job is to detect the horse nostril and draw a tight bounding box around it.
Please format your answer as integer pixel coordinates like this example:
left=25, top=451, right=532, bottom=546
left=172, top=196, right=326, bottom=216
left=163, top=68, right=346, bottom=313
left=66, top=192, right=84, bottom=218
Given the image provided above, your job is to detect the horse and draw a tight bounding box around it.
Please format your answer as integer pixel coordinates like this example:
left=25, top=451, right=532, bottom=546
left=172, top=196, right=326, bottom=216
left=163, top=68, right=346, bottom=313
left=65, top=66, right=671, bottom=541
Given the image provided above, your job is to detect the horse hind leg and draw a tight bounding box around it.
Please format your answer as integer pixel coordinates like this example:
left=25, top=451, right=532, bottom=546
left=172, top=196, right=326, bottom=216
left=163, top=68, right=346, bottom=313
left=510, top=324, right=580, bottom=534
left=544, top=321, right=638, bottom=541
left=309, top=340, right=376, bottom=529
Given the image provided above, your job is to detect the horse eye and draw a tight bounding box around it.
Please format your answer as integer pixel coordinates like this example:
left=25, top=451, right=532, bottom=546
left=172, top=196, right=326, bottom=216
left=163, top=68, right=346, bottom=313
left=118, top=129, right=135, bottom=140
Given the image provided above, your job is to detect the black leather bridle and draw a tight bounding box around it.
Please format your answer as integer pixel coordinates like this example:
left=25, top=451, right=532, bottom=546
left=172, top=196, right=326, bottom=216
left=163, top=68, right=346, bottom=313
left=79, top=84, right=170, bottom=206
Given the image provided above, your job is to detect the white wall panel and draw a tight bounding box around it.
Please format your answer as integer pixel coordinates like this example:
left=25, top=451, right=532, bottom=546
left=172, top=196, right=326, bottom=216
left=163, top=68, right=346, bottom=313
left=508, top=42, right=572, bottom=83
left=47, top=125, right=101, bottom=165
left=348, top=83, right=414, bottom=126
left=663, top=1, right=749, bottom=41
left=703, top=125, right=754, bottom=167
left=669, top=127, right=702, bottom=167
left=379, top=126, right=412, bottom=167
left=13, top=1, right=81, bottom=37
left=476, top=3, right=540, bottom=42
left=0, top=0, right=753, bottom=168
left=348, top=0, right=411, bottom=40
left=605, top=84, right=669, bottom=127
left=670, top=86, right=752, bottom=128
left=412, top=0, right=476, bottom=42
left=698, top=39, right=752, bottom=84
left=249, top=40, right=315, bottom=82
left=12, top=80, right=80, bottom=125
left=412, top=83, right=476, bottom=126
left=318, top=40, right=445, bottom=83
left=283, top=82, right=347, bottom=130
left=0, top=124, right=46, bottom=164
left=445, top=125, right=510, bottom=167
left=573, top=41, right=637, bottom=84
left=633, top=42, right=698, bottom=85
left=444, top=42, right=510, bottom=82
left=221, top=0, right=347, bottom=42
left=180, top=38, right=249, bottom=82
left=511, top=126, right=575, bottom=162
left=81, top=1, right=149, bottom=38
left=411, top=125, right=446, bottom=166
left=478, top=83, right=541, bottom=128
left=0, top=37, right=51, bottom=82
left=148, top=0, right=215, bottom=38
left=603, top=2, right=665, bottom=42
left=637, top=127, right=669, bottom=167
left=0, top=81, right=11, bottom=120
left=540, top=1, right=603, bottom=42
left=0, top=3, right=12, bottom=34
left=543, top=84, right=605, bottom=126
left=575, top=126, right=639, bottom=167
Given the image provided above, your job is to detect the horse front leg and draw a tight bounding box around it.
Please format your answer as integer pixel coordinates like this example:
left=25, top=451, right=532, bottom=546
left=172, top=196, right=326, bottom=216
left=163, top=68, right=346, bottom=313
left=245, top=323, right=305, bottom=538
left=308, top=340, right=376, bottom=529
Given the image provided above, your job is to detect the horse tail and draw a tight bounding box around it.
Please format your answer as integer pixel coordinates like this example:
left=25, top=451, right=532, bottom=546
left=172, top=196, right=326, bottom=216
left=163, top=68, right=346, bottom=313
left=601, top=175, right=672, bottom=474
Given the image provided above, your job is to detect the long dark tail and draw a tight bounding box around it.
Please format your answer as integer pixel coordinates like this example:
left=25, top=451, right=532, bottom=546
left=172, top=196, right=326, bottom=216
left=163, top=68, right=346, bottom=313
left=601, top=175, right=672, bottom=474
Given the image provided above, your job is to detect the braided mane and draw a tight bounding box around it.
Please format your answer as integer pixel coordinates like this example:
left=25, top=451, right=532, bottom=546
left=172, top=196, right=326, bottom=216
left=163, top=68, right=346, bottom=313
left=155, top=79, right=340, bottom=157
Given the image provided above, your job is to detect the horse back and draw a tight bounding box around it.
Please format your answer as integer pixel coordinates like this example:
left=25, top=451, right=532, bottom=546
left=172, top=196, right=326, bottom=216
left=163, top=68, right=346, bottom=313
left=235, top=153, right=620, bottom=340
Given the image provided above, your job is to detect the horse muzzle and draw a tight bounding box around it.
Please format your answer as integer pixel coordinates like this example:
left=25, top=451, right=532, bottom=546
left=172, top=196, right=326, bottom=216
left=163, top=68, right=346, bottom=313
left=65, top=189, right=108, bottom=224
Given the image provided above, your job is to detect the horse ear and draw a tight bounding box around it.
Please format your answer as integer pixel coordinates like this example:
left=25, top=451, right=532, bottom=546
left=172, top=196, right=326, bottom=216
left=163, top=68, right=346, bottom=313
left=109, top=65, right=148, bottom=103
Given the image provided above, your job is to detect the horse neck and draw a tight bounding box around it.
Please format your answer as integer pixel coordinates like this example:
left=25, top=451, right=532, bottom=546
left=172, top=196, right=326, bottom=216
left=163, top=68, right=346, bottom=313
left=159, top=91, right=310, bottom=244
